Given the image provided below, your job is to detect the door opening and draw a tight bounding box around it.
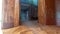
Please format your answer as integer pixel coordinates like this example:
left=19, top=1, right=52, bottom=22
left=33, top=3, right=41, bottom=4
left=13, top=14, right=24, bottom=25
left=20, top=0, right=38, bottom=21
left=19, top=0, right=38, bottom=26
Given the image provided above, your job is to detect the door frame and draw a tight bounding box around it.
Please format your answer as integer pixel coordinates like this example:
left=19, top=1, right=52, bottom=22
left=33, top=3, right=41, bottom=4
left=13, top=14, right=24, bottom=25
left=38, top=0, right=46, bottom=25
left=14, top=0, right=56, bottom=26
left=2, top=0, right=56, bottom=28
left=14, top=0, right=20, bottom=26
left=14, top=0, right=46, bottom=26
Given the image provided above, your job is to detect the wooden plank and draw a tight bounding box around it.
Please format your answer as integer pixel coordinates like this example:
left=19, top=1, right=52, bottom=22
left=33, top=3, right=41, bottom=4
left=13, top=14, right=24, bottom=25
left=2, top=0, right=15, bottom=29
left=45, top=0, right=56, bottom=25
left=38, top=0, right=56, bottom=25
left=38, top=0, right=46, bottom=25
left=14, top=0, right=20, bottom=27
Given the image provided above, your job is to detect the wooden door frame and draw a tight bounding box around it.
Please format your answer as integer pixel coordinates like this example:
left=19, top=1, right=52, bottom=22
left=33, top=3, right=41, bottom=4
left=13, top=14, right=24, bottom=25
left=14, top=0, right=46, bottom=26
left=2, top=0, right=56, bottom=28
left=14, top=0, right=56, bottom=26
left=38, top=0, right=46, bottom=25
left=45, top=0, right=56, bottom=25
left=14, top=0, right=20, bottom=27
left=2, top=0, right=16, bottom=28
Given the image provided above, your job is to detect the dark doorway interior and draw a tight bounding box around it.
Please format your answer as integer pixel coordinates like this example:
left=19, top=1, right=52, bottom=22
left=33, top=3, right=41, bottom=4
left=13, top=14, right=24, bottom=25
left=19, top=0, right=38, bottom=27
left=20, top=0, right=38, bottom=22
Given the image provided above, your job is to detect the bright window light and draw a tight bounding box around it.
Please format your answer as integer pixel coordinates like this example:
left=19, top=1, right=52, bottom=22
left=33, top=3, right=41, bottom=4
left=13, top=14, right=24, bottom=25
left=0, top=0, right=3, bottom=34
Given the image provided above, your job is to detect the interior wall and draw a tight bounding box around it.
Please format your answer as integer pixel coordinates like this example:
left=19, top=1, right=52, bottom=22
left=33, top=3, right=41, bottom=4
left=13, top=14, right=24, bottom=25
left=55, top=0, right=60, bottom=26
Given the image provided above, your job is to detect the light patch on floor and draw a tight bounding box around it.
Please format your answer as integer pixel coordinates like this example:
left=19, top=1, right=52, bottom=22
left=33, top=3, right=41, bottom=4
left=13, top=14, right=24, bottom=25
left=2, top=25, right=60, bottom=34
left=2, top=21, right=60, bottom=34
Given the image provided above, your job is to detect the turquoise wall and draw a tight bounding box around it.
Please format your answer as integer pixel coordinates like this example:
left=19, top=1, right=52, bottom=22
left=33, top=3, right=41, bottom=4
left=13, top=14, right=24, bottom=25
left=20, top=0, right=38, bottom=21
left=20, top=0, right=38, bottom=6
left=33, top=0, right=38, bottom=6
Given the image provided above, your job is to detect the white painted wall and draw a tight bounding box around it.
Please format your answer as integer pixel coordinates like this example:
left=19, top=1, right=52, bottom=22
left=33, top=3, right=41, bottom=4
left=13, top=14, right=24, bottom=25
left=55, top=0, right=60, bottom=26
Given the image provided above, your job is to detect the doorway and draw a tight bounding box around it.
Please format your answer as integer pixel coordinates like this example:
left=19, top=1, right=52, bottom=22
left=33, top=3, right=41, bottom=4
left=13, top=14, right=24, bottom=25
left=19, top=0, right=38, bottom=26
left=2, top=0, right=56, bottom=28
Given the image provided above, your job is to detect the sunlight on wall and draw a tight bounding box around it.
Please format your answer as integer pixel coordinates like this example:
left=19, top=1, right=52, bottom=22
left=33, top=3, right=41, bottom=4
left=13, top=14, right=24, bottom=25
left=0, top=0, right=3, bottom=34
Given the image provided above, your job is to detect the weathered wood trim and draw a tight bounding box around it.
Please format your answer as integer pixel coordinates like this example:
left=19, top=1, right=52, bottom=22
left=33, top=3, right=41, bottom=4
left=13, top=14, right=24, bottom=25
left=45, top=0, right=56, bottom=25
left=38, top=0, right=56, bottom=25
left=2, top=0, right=56, bottom=29
left=14, top=0, right=20, bottom=26
left=2, top=0, right=15, bottom=29
left=38, top=0, right=46, bottom=25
